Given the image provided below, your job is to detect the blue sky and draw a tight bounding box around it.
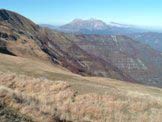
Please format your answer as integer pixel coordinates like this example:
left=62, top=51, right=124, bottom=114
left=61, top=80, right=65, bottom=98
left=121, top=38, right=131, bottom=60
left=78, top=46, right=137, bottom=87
left=0, top=0, right=162, bottom=27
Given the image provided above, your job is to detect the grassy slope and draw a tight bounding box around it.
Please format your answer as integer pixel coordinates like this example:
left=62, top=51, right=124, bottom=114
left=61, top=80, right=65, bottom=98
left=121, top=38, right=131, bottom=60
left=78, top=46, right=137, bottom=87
left=0, top=53, right=119, bottom=94
left=0, top=53, right=162, bottom=121
left=0, top=53, right=162, bottom=96
left=0, top=71, right=161, bottom=122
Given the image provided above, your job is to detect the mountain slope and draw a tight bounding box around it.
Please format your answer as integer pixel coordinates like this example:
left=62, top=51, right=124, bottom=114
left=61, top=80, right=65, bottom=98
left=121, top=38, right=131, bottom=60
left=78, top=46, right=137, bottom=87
left=71, top=34, right=162, bottom=87
left=1, top=9, right=162, bottom=87
left=0, top=9, right=131, bottom=81
left=0, top=9, right=39, bottom=35
left=0, top=9, right=50, bottom=61
left=37, top=28, right=132, bottom=80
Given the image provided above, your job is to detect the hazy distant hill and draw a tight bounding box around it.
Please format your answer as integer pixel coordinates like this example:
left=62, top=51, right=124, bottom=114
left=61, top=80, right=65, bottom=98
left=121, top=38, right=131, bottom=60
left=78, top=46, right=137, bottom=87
left=39, top=24, right=58, bottom=29
left=45, top=18, right=148, bottom=35
left=128, top=32, right=162, bottom=52
left=40, top=20, right=162, bottom=54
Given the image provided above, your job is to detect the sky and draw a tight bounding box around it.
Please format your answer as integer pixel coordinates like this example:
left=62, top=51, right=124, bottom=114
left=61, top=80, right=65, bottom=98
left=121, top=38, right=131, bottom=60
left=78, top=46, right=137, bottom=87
left=0, top=0, right=162, bottom=27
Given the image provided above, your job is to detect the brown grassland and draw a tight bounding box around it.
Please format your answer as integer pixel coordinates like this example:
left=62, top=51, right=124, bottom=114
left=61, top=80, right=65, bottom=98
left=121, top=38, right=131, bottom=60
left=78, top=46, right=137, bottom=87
left=0, top=53, right=162, bottom=122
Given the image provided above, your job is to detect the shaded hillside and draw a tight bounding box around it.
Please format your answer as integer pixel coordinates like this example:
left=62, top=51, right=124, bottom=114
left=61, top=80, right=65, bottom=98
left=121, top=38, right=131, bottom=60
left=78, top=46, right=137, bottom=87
left=0, top=9, right=132, bottom=82
left=0, top=9, right=50, bottom=61
left=0, top=9, right=39, bottom=35
left=72, top=34, right=162, bottom=87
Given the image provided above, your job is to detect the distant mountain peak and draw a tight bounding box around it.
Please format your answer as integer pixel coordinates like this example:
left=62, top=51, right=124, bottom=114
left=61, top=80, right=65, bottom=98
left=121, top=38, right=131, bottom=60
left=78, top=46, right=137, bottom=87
left=63, top=18, right=108, bottom=30
left=55, top=18, right=147, bottom=35
left=71, top=19, right=84, bottom=23
left=71, top=18, right=106, bottom=24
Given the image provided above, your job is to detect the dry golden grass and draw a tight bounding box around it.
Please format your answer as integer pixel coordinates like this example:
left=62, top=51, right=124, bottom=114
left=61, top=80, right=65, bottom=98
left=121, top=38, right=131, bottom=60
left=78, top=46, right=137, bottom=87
left=0, top=72, right=74, bottom=122
left=0, top=72, right=162, bottom=122
left=0, top=53, right=162, bottom=121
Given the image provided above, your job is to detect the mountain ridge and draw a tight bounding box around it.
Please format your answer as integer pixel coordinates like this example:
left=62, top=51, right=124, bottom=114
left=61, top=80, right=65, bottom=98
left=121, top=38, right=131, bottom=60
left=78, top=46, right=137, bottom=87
left=0, top=9, right=133, bottom=82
